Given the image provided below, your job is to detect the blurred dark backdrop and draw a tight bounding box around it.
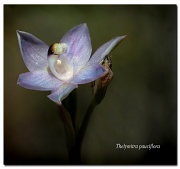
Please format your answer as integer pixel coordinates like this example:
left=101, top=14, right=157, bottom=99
left=4, top=5, right=177, bottom=165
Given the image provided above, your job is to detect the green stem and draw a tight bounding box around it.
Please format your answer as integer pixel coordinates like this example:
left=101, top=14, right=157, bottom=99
left=58, top=104, right=75, bottom=152
left=68, top=101, right=97, bottom=164
left=76, top=101, right=97, bottom=149
left=62, top=89, right=77, bottom=128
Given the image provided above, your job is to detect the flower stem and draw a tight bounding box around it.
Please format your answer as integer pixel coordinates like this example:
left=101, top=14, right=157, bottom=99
left=76, top=101, right=97, bottom=149
left=58, top=104, right=75, bottom=152
left=68, top=100, right=97, bottom=164
left=62, top=89, right=77, bottom=128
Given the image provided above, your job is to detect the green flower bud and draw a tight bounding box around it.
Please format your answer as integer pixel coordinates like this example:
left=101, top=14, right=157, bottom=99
left=92, top=55, right=113, bottom=104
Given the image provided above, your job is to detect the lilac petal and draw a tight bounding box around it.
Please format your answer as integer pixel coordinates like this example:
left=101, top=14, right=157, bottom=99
left=71, top=64, right=106, bottom=84
left=60, top=23, right=92, bottom=70
left=17, top=30, right=48, bottom=72
left=89, top=36, right=127, bottom=65
left=17, top=71, right=63, bottom=91
left=47, top=83, right=78, bottom=104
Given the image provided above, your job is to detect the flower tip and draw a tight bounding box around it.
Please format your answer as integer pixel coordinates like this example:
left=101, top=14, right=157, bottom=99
left=17, top=76, right=21, bottom=85
left=47, top=95, right=62, bottom=105
left=16, top=30, right=25, bottom=40
left=111, top=35, right=127, bottom=48
left=82, top=23, right=87, bottom=26
left=78, top=23, right=88, bottom=29
left=16, top=30, right=29, bottom=38
left=122, top=35, right=127, bottom=39
left=16, top=30, right=20, bottom=37
left=16, top=30, right=23, bottom=35
left=17, top=80, right=22, bottom=87
left=117, top=35, right=127, bottom=42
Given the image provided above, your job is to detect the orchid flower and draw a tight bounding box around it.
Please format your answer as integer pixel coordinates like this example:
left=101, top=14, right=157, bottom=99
left=17, top=23, right=126, bottom=104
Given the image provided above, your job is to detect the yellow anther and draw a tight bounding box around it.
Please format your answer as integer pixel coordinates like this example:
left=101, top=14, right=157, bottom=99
left=48, top=43, right=67, bottom=56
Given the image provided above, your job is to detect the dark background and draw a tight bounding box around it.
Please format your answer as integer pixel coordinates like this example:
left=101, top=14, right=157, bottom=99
left=4, top=5, right=177, bottom=165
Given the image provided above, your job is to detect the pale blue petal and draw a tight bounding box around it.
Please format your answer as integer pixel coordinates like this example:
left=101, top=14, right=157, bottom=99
left=60, top=23, right=92, bottom=71
left=17, top=30, right=48, bottom=71
left=47, top=83, right=78, bottom=104
left=71, top=64, right=106, bottom=84
left=17, top=71, right=63, bottom=91
left=89, top=36, right=127, bottom=65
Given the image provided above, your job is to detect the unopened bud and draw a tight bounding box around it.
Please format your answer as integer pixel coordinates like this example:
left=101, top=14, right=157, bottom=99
left=92, top=55, right=113, bottom=104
